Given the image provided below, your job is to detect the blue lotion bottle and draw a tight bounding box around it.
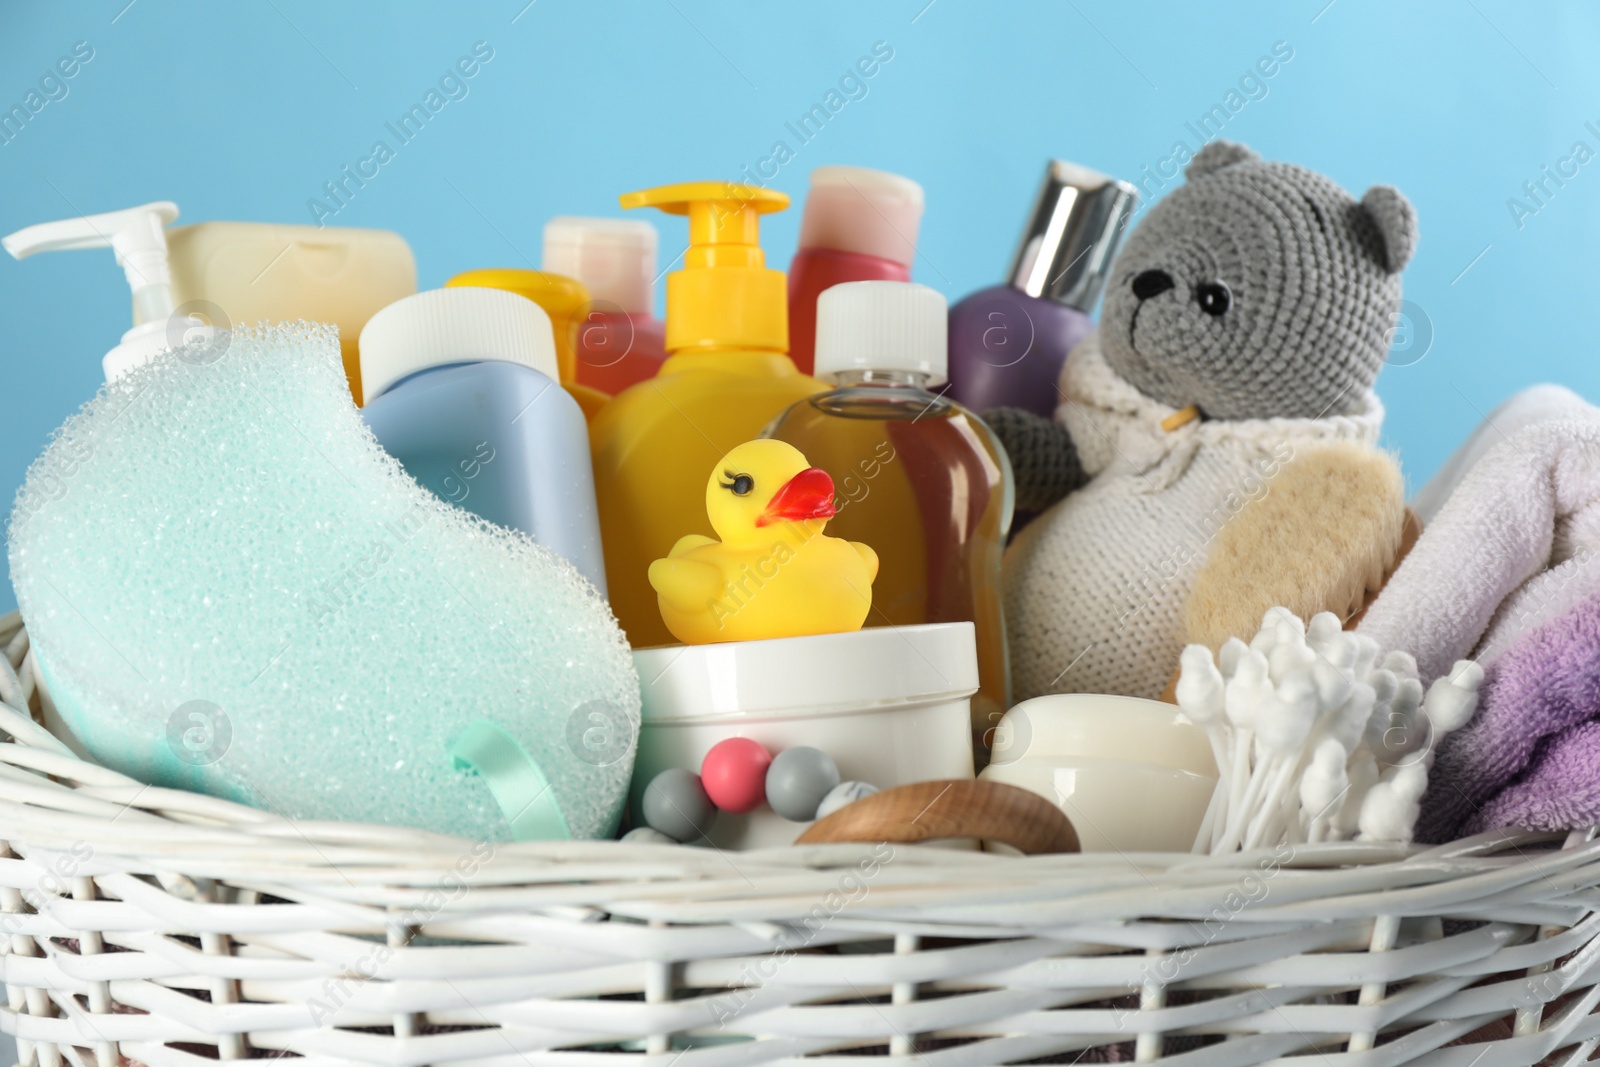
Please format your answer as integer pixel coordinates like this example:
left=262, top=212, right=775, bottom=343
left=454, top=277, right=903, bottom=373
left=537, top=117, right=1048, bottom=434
left=359, top=286, right=607, bottom=594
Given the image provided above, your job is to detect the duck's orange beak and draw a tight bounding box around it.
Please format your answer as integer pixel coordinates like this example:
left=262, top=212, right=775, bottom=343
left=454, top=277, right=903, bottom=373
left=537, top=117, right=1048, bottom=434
left=757, top=467, right=837, bottom=527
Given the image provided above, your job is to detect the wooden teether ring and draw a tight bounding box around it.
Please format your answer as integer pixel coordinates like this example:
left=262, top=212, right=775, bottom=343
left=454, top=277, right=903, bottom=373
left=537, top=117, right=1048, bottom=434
left=794, top=779, right=1080, bottom=855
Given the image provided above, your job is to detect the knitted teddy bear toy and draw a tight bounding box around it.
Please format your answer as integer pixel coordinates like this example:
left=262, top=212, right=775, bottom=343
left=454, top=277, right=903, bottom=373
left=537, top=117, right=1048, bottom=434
left=993, top=140, right=1419, bottom=704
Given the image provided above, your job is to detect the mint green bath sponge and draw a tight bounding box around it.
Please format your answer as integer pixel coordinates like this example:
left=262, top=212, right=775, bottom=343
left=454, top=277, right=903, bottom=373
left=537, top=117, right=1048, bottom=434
left=8, top=323, right=639, bottom=840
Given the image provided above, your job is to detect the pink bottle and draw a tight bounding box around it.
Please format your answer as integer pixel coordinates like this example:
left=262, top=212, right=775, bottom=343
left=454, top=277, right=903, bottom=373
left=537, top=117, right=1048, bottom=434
left=541, top=216, right=667, bottom=397
left=787, top=166, right=924, bottom=376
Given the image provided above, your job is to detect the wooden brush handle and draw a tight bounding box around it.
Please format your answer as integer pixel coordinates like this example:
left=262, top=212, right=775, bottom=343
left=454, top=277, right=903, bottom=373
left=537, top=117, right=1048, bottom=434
left=794, top=779, right=1080, bottom=855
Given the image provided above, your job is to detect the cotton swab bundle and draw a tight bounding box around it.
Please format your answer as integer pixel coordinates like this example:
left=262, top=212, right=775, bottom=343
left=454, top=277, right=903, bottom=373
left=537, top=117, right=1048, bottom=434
left=1179, top=609, right=1483, bottom=853
left=1301, top=738, right=1348, bottom=843
left=1176, top=645, right=1230, bottom=848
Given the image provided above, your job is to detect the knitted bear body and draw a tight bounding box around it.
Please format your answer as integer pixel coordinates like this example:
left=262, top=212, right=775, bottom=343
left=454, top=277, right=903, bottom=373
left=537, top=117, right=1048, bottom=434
left=1005, top=336, right=1384, bottom=699
left=996, top=141, right=1417, bottom=704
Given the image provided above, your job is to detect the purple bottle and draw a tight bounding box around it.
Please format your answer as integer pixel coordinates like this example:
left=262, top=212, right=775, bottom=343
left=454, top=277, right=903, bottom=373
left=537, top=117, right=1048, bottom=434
left=948, top=161, right=1138, bottom=418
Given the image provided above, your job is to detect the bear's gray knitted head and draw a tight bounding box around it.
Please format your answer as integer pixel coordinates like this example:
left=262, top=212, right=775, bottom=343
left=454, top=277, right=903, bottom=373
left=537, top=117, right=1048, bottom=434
left=1099, top=140, right=1417, bottom=420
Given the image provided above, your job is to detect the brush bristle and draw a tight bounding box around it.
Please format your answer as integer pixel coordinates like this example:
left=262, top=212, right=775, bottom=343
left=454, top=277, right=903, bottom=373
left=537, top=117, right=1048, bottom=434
left=1184, top=442, right=1406, bottom=651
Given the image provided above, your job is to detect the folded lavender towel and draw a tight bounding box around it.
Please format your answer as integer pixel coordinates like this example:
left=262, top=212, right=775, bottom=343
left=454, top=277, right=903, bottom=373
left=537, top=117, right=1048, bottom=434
left=1418, top=589, right=1600, bottom=842
left=1468, top=721, right=1600, bottom=835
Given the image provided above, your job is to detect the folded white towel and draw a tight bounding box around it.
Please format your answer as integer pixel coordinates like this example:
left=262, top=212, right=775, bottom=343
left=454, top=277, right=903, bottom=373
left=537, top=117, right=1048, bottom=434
left=1359, top=386, right=1600, bottom=680
left=1410, top=384, right=1596, bottom=524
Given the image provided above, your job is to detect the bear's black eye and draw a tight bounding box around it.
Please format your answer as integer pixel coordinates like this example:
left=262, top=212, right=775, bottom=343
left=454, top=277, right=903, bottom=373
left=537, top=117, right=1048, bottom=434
left=719, top=472, right=754, bottom=496
left=1195, top=281, right=1232, bottom=317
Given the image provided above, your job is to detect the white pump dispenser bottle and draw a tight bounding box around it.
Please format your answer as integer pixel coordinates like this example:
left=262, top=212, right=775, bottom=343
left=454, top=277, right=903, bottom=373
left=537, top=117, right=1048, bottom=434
left=4, top=201, right=210, bottom=380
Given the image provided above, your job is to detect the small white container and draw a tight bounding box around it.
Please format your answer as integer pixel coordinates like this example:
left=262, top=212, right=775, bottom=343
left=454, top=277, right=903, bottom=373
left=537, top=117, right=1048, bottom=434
left=980, top=694, right=1217, bottom=853
left=632, top=622, right=978, bottom=849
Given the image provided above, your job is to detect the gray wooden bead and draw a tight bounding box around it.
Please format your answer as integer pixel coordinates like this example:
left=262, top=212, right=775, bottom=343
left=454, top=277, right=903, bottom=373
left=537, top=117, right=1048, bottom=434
left=765, top=747, right=841, bottom=821
left=641, top=769, right=716, bottom=842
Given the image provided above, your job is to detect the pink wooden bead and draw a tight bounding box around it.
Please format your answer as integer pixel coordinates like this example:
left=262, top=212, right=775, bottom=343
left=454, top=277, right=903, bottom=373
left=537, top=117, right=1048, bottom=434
left=700, top=738, right=773, bottom=813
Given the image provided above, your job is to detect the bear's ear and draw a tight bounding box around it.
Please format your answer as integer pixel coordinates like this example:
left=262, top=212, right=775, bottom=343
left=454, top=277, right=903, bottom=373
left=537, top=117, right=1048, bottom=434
left=1361, top=185, right=1417, bottom=273
left=1185, top=140, right=1260, bottom=180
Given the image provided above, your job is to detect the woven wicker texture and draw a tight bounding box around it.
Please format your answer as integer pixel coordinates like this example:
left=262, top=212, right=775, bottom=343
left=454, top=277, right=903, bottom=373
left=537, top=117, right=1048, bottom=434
left=0, top=612, right=1597, bottom=1067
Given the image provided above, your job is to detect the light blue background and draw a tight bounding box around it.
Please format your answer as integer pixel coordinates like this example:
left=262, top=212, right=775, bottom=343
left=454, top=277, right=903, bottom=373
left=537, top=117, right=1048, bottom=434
left=2, top=0, right=1597, bottom=633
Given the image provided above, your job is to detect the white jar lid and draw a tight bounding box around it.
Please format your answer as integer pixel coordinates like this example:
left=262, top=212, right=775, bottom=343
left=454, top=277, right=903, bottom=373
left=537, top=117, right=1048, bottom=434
left=814, top=280, right=948, bottom=384
left=632, top=622, right=978, bottom=723
left=358, top=287, right=559, bottom=403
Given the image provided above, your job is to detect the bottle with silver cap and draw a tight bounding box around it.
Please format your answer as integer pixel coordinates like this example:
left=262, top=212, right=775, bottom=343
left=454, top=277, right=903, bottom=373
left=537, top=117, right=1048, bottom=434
left=947, top=161, right=1138, bottom=417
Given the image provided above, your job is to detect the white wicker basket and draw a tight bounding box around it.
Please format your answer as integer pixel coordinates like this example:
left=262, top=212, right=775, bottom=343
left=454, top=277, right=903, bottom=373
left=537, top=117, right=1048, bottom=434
left=1, top=612, right=1598, bottom=1067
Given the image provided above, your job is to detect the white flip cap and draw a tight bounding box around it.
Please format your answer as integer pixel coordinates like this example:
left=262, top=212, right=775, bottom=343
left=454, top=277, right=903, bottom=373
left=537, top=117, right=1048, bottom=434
left=814, top=280, right=947, bottom=384
left=799, top=166, right=924, bottom=267
left=358, top=287, right=558, bottom=404
left=541, top=216, right=657, bottom=315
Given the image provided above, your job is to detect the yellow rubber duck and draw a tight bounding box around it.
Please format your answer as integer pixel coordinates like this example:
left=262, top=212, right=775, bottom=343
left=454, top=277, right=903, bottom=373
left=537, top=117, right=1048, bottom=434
left=648, top=439, right=879, bottom=644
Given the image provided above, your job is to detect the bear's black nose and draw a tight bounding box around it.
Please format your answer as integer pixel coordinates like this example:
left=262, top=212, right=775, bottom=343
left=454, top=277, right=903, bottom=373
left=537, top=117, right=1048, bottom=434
left=1131, top=269, right=1175, bottom=300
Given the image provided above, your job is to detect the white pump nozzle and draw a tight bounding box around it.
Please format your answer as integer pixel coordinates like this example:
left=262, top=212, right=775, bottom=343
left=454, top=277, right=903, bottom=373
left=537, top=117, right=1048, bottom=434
left=4, top=201, right=201, bottom=380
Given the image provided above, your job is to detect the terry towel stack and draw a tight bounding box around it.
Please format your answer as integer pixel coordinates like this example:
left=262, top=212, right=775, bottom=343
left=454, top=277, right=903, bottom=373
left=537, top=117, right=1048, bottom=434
left=1361, top=386, right=1600, bottom=840
left=1358, top=386, right=1600, bottom=681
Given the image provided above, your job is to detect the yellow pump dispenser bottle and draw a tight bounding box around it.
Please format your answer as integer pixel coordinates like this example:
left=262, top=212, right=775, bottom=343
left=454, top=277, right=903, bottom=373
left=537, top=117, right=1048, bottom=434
left=591, top=182, right=826, bottom=647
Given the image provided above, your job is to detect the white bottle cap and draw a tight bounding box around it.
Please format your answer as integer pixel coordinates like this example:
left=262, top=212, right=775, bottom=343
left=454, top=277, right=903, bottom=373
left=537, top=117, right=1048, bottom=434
left=358, top=287, right=559, bottom=404
left=799, top=166, right=924, bottom=267
left=541, top=216, right=657, bottom=316
left=814, top=280, right=947, bottom=384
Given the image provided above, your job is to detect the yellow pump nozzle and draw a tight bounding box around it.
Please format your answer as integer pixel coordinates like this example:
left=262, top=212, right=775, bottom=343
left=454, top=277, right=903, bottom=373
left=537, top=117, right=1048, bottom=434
left=620, top=182, right=790, bottom=355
